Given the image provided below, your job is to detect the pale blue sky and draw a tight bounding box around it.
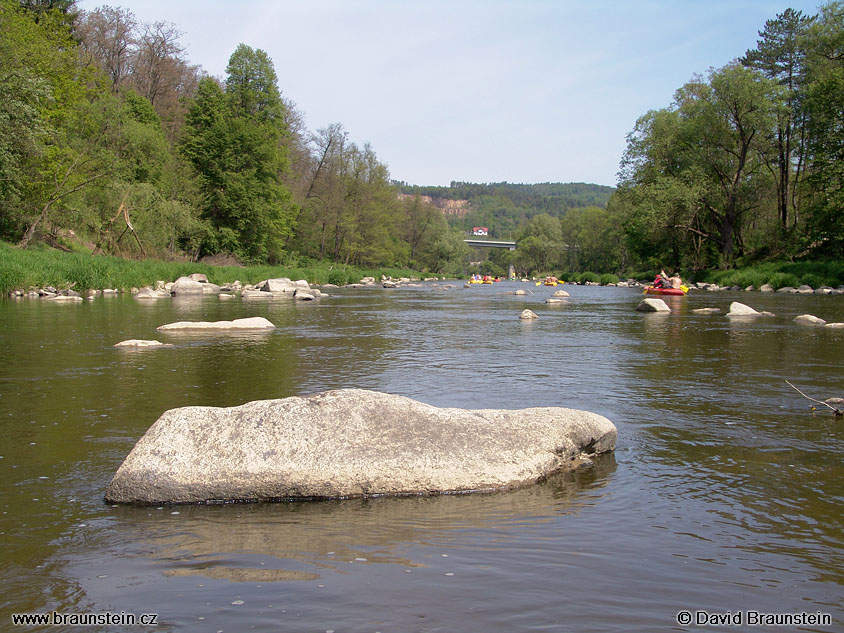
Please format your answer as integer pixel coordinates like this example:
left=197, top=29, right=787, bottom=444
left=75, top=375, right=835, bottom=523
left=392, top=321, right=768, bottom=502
left=78, top=0, right=823, bottom=187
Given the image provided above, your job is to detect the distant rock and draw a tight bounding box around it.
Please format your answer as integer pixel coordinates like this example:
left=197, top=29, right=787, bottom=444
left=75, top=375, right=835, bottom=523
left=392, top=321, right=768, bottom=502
left=241, top=289, right=274, bottom=299
left=114, top=339, right=172, bottom=348
left=520, top=309, right=538, bottom=319
left=776, top=286, right=797, bottom=294
left=259, top=278, right=309, bottom=294
left=796, top=285, right=815, bottom=294
left=156, top=317, right=275, bottom=332
left=726, top=302, right=760, bottom=317
left=552, top=290, right=570, bottom=297
left=545, top=298, right=564, bottom=304
left=759, top=284, right=774, bottom=292
left=135, top=287, right=170, bottom=300
left=515, top=289, right=527, bottom=295
left=382, top=280, right=398, bottom=288
left=692, top=307, right=721, bottom=314
left=171, top=276, right=220, bottom=296
left=794, top=314, right=826, bottom=326
left=104, top=389, right=617, bottom=504
left=825, top=322, right=844, bottom=329
left=636, top=298, right=670, bottom=312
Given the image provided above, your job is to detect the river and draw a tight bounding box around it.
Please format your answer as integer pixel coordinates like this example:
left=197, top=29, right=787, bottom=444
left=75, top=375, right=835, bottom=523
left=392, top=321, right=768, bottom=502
left=1, top=281, right=842, bottom=632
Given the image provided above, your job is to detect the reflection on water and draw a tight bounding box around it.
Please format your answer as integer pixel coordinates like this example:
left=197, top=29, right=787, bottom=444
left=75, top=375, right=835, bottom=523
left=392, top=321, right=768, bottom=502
left=1, top=283, right=843, bottom=631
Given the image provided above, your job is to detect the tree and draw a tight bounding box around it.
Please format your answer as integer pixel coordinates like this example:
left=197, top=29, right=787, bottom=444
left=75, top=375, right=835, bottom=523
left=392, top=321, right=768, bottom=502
left=800, top=1, right=844, bottom=254
left=402, top=194, right=446, bottom=264
left=743, top=8, right=811, bottom=231
left=77, top=5, right=138, bottom=92
left=616, top=63, right=780, bottom=269
left=181, top=45, right=297, bottom=263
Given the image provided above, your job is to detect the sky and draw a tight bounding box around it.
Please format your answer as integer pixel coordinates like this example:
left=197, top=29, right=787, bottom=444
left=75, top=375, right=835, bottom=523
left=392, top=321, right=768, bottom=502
left=77, top=0, right=824, bottom=188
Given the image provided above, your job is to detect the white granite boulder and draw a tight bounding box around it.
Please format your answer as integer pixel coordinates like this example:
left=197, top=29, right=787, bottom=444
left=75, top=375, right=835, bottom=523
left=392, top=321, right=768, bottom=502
left=726, top=302, right=759, bottom=316
left=134, top=287, right=170, bottom=300
left=156, top=317, right=275, bottom=332
left=794, top=314, right=827, bottom=326
left=636, top=298, right=670, bottom=312
left=104, top=389, right=617, bottom=504
left=520, top=309, right=538, bottom=319
left=171, top=276, right=220, bottom=296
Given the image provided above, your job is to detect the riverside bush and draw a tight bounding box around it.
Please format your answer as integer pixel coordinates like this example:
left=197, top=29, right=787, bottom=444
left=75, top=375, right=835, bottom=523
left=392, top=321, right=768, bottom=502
left=769, top=272, right=800, bottom=289
left=327, top=269, right=347, bottom=286
left=599, top=273, right=619, bottom=285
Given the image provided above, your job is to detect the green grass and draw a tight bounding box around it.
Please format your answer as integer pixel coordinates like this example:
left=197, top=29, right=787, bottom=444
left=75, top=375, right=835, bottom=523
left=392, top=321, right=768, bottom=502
left=0, top=242, right=426, bottom=295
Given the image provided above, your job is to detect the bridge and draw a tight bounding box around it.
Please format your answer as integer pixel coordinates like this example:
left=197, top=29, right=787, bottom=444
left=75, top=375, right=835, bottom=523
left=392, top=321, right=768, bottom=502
left=463, top=239, right=516, bottom=250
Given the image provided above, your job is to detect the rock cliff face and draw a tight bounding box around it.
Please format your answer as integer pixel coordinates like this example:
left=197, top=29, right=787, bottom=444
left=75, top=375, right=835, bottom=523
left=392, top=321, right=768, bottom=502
left=105, top=389, right=617, bottom=505
left=397, top=193, right=470, bottom=217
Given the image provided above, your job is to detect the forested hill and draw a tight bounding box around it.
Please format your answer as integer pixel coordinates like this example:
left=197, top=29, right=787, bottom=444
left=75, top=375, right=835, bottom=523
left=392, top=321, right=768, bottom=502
left=394, top=181, right=615, bottom=238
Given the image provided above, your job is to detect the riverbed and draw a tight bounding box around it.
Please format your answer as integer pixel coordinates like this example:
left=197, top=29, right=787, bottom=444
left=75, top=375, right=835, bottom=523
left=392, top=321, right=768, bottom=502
left=1, top=282, right=842, bottom=632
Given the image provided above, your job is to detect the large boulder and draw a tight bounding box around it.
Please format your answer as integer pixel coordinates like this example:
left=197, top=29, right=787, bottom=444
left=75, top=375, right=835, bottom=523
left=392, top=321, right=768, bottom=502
left=156, top=317, right=275, bottom=331
left=104, top=389, right=617, bottom=505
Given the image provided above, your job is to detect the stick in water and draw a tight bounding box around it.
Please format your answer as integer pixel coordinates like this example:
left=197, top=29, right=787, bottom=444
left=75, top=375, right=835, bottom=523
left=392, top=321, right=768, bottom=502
left=785, top=380, right=843, bottom=416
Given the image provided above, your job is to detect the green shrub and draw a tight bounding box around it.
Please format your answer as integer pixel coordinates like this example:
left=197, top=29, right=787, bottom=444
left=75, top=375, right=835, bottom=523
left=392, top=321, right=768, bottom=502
left=327, top=269, right=347, bottom=286
left=800, top=273, right=826, bottom=289
left=599, top=273, right=619, bottom=285
left=769, top=272, right=800, bottom=289
left=580, top=271, right=601, bottom=283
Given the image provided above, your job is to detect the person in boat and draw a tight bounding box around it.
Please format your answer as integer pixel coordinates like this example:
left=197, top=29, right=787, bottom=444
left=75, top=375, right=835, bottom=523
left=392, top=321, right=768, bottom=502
left=653, top=269, right=670, bottom=288
left=668, top=272, right=683, bottom=289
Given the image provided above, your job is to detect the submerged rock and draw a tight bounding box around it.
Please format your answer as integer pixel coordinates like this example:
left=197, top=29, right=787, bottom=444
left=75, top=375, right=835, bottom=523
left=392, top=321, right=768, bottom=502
left=520, top=309, right=538, bottom=319
left=156, top=317, right=275, bottom=331
left=104, top=389, right=617, bottom=504
left=114, top=339, right=172, bottom=348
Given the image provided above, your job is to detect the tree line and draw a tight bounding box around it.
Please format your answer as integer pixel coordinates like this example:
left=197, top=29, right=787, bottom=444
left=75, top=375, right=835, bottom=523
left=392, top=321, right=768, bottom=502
left=0, top=0, right=465, bottom=273
left=612, top=3, right=844, bottom=274
left=4, top=1, right=840, bottom=281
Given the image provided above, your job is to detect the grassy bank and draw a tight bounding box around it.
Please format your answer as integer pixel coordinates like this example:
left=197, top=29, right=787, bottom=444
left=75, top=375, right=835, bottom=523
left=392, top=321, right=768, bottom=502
left=0, top=242, right=425, bottom=295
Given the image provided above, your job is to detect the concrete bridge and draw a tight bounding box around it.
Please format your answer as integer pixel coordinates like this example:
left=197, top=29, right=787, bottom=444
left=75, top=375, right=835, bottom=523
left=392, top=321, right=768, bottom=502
left=464, top=239, right=516, bottom=250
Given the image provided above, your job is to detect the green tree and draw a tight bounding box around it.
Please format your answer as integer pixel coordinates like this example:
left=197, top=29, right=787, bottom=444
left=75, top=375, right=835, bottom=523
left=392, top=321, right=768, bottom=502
left=800, top=1, right=844, bottom=254
left=616, top=63, right=780, bottom=269
left=181, top=45, right=297, bottom=263
left=743, top=8, right=811, bottom=232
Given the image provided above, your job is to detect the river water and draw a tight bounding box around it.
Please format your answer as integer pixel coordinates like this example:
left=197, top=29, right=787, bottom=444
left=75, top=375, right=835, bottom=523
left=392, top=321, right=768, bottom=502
left=1, top=281, right=842, bottom=632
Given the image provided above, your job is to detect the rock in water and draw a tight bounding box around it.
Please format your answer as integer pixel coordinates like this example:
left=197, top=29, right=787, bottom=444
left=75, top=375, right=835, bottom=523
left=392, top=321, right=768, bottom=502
left=104, top=389, right=617, bottom=505
left=156, top=317, right=275, bottom=331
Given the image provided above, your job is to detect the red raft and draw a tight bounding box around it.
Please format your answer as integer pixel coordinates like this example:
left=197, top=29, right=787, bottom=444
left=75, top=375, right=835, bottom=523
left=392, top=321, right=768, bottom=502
left=644, top=286, right=687, bottom=296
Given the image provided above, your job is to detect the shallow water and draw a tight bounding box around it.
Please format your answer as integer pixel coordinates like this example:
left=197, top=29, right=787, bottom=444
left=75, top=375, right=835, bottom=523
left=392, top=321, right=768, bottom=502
left=1, top=282, right=842, bottom=632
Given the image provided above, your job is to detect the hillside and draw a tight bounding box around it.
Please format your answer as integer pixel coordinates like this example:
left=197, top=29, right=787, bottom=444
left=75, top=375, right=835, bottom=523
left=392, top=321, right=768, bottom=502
left=394, top=181, right=615, bottom=239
